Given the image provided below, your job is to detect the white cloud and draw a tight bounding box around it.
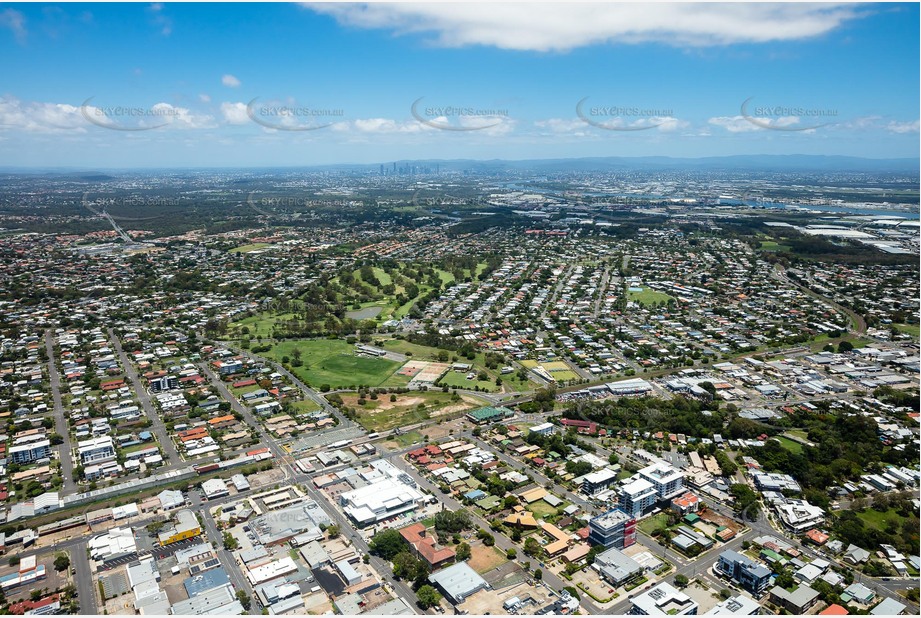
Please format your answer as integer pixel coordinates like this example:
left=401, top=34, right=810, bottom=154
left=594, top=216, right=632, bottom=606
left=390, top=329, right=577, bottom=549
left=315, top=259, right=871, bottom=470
left=199, top=93, right=211, bottom=103
left=708, top=115, right=763, bottom=133
left=348, top=118, right=429, bottom=134
left=886, top=120, right=919, bottom=134
left=147, top=3, right=172, bottom=36
left=0, top=97, right=85, bottom=133
left=148, top=103, right=214, bottom=129
left=303, top=3, right=863, bottom=51
left=0, top=8, right=27, bottom=43
left=220, top=101, right=250, bottom=125
left=222, top=74, right=241, bottom=88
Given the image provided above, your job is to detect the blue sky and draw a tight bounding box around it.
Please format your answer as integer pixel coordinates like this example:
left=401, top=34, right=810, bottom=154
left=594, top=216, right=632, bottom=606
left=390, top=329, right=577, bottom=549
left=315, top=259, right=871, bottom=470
left=0, top=2, right=918, bottom=167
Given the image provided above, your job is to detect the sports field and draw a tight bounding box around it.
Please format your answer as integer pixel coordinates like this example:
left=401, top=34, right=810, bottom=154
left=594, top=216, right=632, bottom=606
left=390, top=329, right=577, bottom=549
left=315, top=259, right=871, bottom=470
left=265, top=339, right=402, bottom=388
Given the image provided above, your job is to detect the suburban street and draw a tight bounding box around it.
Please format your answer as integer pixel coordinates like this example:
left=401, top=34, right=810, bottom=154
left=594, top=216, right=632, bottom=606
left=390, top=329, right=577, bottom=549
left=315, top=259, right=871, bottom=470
left=44, top=329, right=76, bottom=495
left=107, top=327, right=181, bottom=465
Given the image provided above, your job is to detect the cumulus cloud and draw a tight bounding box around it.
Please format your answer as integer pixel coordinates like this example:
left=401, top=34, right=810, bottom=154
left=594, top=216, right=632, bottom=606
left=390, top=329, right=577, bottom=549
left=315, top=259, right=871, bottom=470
left=220, top=101, right=250, bottom=125
left=303, top=3, right=864, bottom=51
left=0, top=8, right=27, bottom=43
left=0, top=97, right=85, bottom=132
left=222, top=74, right=241, bottom=88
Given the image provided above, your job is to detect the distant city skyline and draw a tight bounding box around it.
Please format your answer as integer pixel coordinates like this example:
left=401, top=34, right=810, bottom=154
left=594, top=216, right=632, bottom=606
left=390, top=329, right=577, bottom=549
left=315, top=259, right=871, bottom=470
left=0, top=2, right=918, bottom=167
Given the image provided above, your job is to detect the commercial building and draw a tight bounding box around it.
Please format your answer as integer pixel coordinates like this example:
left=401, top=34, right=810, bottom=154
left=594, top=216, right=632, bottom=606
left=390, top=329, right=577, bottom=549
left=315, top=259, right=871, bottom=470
left=201, top=478, right=230, bottom=499
left=428, top=561, right=489, bottom=604
left=592, top=547, right=643, bottom=586
left=465, top=406, right=511, bottom=425
left=529, top=422, right=556, bottom=435
left=158, top=509, right=201, bottom=546
left=629, top=582, right=699, bottom=615
left=250, top=500, right=332, bottom=546
left=716, top=550, right=772, bottom=596
left=339, top=478, right=425, bottom=526
left=588, top=508, right=636, bottom=549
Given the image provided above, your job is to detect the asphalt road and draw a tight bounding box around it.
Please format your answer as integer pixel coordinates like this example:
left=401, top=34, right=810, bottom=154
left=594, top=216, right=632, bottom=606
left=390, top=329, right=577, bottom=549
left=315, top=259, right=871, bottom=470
left=107, top=328, right=181, bottom=464
left=44, top=329, right=76, bottom=495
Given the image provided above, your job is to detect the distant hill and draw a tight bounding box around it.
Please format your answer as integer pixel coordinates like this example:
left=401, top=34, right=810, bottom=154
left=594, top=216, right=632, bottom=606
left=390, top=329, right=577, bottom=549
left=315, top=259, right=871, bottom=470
left=0, top=154, right=917, bottom=175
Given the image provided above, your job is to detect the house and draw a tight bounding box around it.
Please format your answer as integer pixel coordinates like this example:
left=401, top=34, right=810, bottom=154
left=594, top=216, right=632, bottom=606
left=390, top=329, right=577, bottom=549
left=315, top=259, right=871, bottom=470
left=870, top=597, right=906, bottom=615
left=843, top=544, right=870, bottom=565
left=819, top=604, right=849, bottom=615
left=769, top=585, right=820, bottom=614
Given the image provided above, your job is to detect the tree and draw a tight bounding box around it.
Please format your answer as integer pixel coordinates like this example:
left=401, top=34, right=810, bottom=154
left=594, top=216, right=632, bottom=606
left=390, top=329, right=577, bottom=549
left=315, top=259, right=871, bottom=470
left=392, top=551, right=426, bottom=581
left=674, top=574, right=689, bottom=588
left=524, top=537, right=541, bottom=557
left=416, top=585, right=442, bottom=609
left=369, top=529, right=405, bottom=560
left=506, top=548, right=517, bottom=559
left=534, top=568, right=543, bottom=580
left=456, top=542, right=471, bottom=561
left=326, top=524, right=341, bottom=539
left=236, top=590, right=251, bottom=610
left=223, top=531, right=239, bottom=550
left=54, top=554, right=71, bottom=572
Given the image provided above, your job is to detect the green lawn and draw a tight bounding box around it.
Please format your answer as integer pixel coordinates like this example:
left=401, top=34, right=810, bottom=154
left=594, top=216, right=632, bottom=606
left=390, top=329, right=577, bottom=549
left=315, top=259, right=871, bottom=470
left=759, top=240, right=791, bottom=252
left=379, top=339, right=446, bottom=359
left=893, top=323, right=920, bottom=338
left=627, top=288, right=675, bottom=306
left=526, top=499, right=565, bottom=521
left=386, top=430, right=424, bottom=449
left=439, top=369, right=498, bottom=391
left=290, top=399, right=321, bottom=414
left=774, top=436, right=804, bottom=455
left=264, top=339, right=402, bottom=388
left=637, top=513, right=670, bottom=536
left=857, top=507, right=911, bottom=532
left=229, top=243, right=270, bottom=253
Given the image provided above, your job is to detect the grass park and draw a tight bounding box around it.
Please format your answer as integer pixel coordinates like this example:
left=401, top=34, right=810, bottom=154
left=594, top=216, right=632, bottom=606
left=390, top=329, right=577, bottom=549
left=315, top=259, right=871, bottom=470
left=627, top=287, right=675, bottom=307
left=264, top=339, right=402, bottom=389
